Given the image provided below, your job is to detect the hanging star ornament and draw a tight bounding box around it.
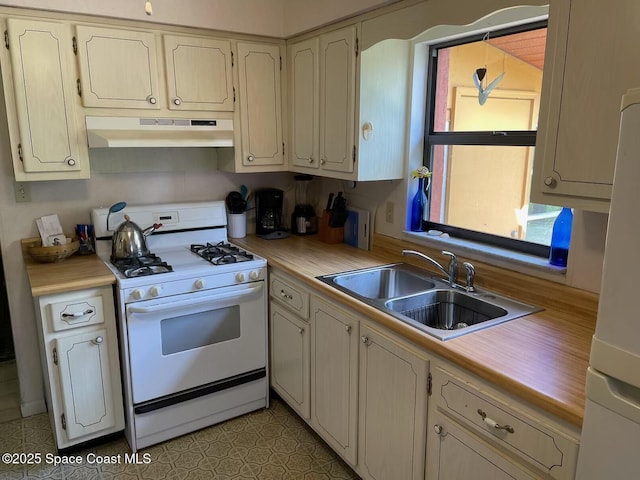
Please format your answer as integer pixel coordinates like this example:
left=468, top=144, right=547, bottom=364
left=473, top=67, right=505, bottom=105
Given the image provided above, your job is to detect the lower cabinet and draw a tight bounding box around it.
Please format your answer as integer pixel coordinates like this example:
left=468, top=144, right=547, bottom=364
left=427, top=364, right=580, bottom=480
left=310, top=296, right=359, bottom=466
left=34, top=286, right=124, bottom=450
left=270, top=302, right=310, bottom=419
left=358, top=324, right=428, bottom=480
left=426, top=410, right=538, bottom=480
left=269, top=279, right=579, bottom=480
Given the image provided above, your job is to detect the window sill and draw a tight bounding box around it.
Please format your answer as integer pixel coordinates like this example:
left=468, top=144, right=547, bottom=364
left=402, top=230, right=567, bottom=283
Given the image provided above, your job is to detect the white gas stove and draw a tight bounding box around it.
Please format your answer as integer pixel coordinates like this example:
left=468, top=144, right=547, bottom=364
left=91, top=201, right=268, bottom=451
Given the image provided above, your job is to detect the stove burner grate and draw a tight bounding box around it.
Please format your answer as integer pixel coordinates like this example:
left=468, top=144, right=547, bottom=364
left=190, top=241, right=254, bottom=265
left=111, top=254, right=173, bottom=278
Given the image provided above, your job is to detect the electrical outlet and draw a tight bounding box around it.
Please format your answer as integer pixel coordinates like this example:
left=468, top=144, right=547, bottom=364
left=385, top=201, right=394, bottom=223
left=14, top=182, right=31, bottom=203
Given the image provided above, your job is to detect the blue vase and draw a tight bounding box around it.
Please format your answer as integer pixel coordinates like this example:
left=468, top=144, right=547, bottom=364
left=410, top=177, right=428, bottom=231
left=549, top=207, right=573, bottom=267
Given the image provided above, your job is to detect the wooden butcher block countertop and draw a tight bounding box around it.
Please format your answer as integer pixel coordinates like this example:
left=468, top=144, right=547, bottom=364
left=234, top=233, right=598, bottom=428
left=22, top=238, right=115, bottom=296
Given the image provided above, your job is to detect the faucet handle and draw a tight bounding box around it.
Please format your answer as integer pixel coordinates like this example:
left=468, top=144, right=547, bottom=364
left=462, top=262, right=476, bottom=292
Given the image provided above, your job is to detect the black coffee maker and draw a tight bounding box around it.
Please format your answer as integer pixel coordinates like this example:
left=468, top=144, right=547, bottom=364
left=255, top=188, right=289, bottom=239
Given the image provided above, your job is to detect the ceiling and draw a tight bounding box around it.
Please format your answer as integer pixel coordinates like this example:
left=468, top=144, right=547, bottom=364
left=488, top=28, right=547, bottom=70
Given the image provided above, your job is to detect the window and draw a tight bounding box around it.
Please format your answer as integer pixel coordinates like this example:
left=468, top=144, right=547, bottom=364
left=421, top=21, right=560, bottom=257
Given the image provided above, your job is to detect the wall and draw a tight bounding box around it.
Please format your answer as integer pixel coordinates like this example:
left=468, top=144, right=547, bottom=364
left=0, top=0, right=397, bottom=37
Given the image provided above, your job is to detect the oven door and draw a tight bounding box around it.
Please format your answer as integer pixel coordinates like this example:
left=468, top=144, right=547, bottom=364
left=125, top=281, right=266, bottom=405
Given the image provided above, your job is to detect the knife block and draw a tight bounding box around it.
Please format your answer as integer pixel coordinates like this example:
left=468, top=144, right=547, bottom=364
left=318, top=211, right=344, bottom=244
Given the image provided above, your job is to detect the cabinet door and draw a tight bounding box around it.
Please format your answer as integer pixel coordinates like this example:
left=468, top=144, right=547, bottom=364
left=236, top=43, right=284, bottom=167
left=319, top=26, right=357, bottom=174
left=270, top=303, right=310, bottom=419
left=426, top=412, right=537, bottom=480
left=5, top=19, right=88, bottom=178
left=310, top=297, right=359, bottom=466
left=288, top=38, right=320, bottom=170
left=163, top=35, right=233, bottom=111
left=532, top=0, right=640, bottom=212
left=54, top=328, right=118, bottom=440
left=358, top=325, right=427, bottom=480
left=75, top=25, right=160, bottom=109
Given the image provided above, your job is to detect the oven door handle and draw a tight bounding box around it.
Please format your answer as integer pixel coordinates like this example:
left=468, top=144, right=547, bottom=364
left=127, top=283, right=263, bottom=315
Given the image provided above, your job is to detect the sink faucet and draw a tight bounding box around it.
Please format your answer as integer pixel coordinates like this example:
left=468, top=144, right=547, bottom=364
left=401, top=249, right=459, bottom=287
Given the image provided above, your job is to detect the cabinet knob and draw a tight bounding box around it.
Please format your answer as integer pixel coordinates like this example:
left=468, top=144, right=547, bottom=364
left=309, top=157, right=314, bottom=164
left=361, top=335, right=370, bottom=345
left=147, top=95, right=157, bottom=105
left=92, top=336, right=104, bottom=345
left=173, top=98, right=182, bottom=106
left=345, top=325, right=351, bottom=333
left=247, top=155, right=255, bottom=162
left=280, top=289, right=293, bottom=300
left=434, top=424, right=443, bottom=435
left=544, top=176, right=556, bottom=188
left=298, top=327, right=304, bottom=334
left=67, top=158, right=76, bottom=166
left=320, top=158, right=326, bottom=165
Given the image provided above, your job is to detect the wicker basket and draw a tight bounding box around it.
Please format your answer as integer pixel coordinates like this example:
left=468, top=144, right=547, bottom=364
left=26, top=235, right=80, bottom=263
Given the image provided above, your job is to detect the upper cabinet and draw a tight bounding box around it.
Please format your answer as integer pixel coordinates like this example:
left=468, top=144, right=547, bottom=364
left=287, top=25, right=407, bottom=181
left=163, top=35, right=233, bottom=111
left=288, top=38, right=320, bottom=169
left=319, top=26, right=358, bottom=176
left=218, top=42, right=286, bottom=173
left=75, top=26, right=161, bottom=109
left=532, top=0, right=640, bottom=213
left=1, top=18, right=89, bottom=180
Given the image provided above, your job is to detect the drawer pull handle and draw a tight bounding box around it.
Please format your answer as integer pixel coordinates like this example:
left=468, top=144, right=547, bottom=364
left=280, top=290, right=293, bottom=300
left=61, top=309, right=94, bottom=318
left=477, top=409, right=514, bottom=434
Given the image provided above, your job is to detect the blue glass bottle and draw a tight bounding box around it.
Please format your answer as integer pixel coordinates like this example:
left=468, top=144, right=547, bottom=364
left=549, top=207, right=573, bottom=267
left=410, top=177, right=427, bottom=231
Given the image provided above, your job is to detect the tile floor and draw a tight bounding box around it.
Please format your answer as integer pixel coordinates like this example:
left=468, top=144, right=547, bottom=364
left=0, top=361, right=21, bottom=424
left=0, top=395, right=360, bottom=479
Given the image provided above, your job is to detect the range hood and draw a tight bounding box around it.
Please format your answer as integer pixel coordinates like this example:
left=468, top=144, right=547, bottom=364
left=85, top=116, right=234, bottom=148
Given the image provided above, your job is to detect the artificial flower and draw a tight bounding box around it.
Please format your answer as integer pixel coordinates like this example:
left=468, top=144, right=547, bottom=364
left=411, top=166, right=432, bottom=179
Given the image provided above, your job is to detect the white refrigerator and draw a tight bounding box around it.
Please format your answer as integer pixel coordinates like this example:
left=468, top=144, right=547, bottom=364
left=576, top=88, right=640, bottom=478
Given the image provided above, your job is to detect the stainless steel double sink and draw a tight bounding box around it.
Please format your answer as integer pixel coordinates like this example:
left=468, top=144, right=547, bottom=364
left=317, top=263, right=541, bottom=340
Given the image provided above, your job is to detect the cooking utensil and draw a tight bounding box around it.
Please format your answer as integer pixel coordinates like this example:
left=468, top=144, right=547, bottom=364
left=111, top=214, right=162, bottom=260
left=240, top=185, right=249, bottom=201
left=226, top=191, right=247, bottom=213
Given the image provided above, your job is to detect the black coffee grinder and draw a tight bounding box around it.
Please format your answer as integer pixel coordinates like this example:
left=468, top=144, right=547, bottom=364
left=291, top=175, right=318, bottom=235
left=255, top=188, right=289, bottom=239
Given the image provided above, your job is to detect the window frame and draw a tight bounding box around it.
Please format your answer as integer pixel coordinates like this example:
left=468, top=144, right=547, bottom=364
left=421, top=20, right=549, bottom=258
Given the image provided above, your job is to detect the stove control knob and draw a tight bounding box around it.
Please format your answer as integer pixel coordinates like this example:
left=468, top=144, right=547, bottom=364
left=194, top=279, right=206, bottom=290
left=131, top=289, right=144, bottom=300
left=249, top=270, right=260, bottom=281
left=149, top=286, right=162, bottom=297
left=235, top=272, right=246, bottom=283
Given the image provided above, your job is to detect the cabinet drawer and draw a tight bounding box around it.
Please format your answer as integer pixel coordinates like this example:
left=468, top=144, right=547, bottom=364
left=44, top=291, right=108, bottom=332
left=433, top=367, right=578, bottom=480
left=270, top=273, right=309, bottom=318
